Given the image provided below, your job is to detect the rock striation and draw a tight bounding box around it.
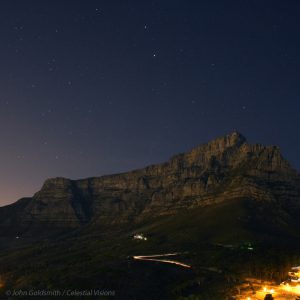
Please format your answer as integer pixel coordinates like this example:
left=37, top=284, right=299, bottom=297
left=1, top=132, right=300, bottom=234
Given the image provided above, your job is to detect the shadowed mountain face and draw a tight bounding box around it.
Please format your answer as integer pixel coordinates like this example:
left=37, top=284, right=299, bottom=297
left=1, top=132, right=300, bottom=238
left=1, top=132, right=300, bottom=299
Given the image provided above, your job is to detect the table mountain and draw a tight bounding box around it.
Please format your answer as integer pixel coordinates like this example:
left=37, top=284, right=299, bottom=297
left=1, top=131, right=300, bottom=237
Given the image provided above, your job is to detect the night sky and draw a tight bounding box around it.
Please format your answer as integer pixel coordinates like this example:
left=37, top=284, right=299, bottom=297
left=0, top=1, right=299, bottom=205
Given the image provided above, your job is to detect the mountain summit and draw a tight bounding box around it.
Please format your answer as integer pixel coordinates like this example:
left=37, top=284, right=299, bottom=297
left=0, top=132, right=299, bottom=237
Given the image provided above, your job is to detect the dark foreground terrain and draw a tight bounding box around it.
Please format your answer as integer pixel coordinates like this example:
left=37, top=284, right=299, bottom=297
left=1, top=132, right=300, bottom=299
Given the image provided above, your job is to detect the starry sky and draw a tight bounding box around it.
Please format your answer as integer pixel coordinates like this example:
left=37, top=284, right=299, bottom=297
left=0, top=1, right=300, bottom=206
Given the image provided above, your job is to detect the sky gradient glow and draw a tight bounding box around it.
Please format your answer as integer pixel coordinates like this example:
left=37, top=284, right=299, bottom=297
left=0, top=1, right=299, bottom=205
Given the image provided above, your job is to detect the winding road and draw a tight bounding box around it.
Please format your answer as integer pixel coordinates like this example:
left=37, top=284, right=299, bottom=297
left=133, top=253, right=192, bottom=269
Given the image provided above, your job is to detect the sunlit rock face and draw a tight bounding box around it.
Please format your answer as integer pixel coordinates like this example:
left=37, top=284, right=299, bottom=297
left=0, top=132, right=299, bottom=233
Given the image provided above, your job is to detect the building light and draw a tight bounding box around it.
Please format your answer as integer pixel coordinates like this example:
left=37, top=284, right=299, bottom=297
left=133, top=233, right=148, bottom=241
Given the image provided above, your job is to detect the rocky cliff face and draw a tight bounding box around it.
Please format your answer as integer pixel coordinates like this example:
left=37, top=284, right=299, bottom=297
left=1, top=132, right=300, bottom=234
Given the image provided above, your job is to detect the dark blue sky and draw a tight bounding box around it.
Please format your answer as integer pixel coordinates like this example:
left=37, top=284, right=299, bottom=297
left=0, top=1, right=299, bottom=205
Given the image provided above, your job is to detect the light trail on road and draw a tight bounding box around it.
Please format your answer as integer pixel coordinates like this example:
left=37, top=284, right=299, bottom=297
left=133, top=253, right=192, bottom=269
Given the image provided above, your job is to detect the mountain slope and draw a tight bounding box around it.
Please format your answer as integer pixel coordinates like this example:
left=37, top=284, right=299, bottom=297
left=1, top=132, right=300, bottom=299
left=0, top=131, right=299, bottom=237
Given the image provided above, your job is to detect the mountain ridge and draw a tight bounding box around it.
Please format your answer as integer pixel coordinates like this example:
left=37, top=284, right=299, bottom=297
left=1, top=131, right=299, bottom=237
